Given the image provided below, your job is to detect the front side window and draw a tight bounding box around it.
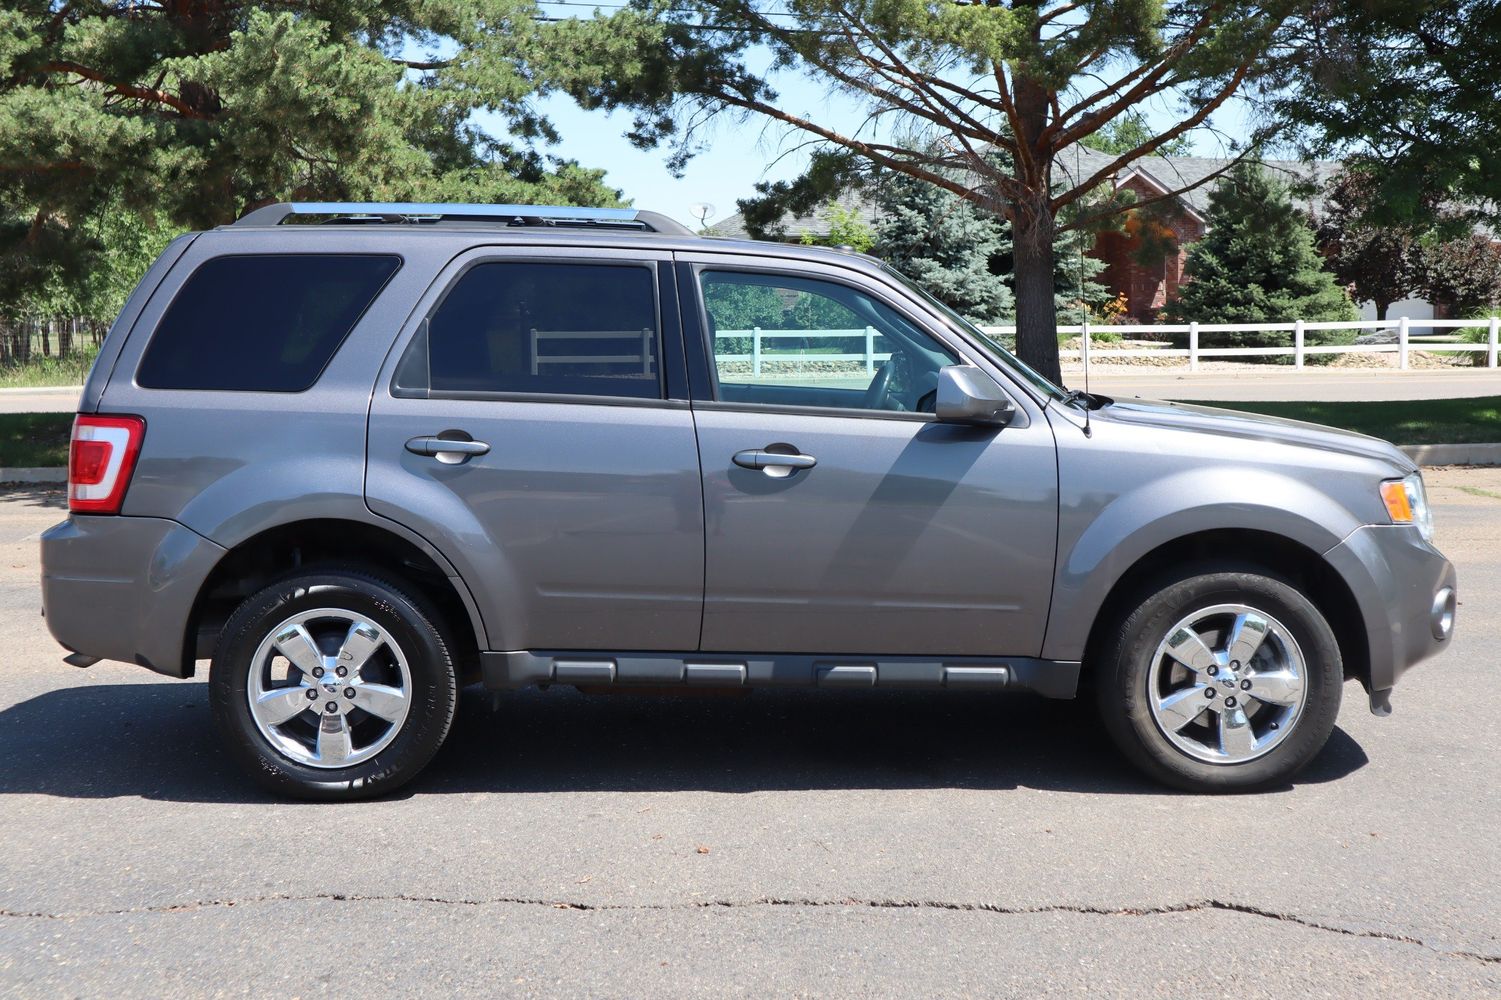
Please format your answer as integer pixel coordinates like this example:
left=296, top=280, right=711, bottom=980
left=699, top=270, right=958, bottom=413
left=137, top=254, right=400, bottom=392
left=401, top=261, right=661, bottom=399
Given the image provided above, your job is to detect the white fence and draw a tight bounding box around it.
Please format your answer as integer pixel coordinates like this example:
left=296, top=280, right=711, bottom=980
left=716, top=318, right=1501, bottom=377
left=980, top=317, right=1501, bottom=374
left=716, top=327, right=891, bottom=374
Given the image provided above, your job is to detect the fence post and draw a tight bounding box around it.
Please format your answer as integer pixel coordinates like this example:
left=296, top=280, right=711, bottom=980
left=1398, top=316, right=1409, bottom=370
left=752, top=326, right=762, bottom=376
left=865, top=326, right=876, bottom=374
left=1189, top=321, right=1199, bottom=371
left=1081, top=318, right=1091, bottom=380
left=1489, top=316, right=1499, bottom=369
left=1294, top=319, right=1305, bottom=370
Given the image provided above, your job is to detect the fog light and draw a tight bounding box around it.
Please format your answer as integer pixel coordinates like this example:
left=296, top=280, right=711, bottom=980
left=1431, top=588, right=1456, bottom=641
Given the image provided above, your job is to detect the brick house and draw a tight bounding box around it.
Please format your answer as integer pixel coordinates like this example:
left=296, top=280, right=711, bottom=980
left=1057, top=151, right=1340, bottom=321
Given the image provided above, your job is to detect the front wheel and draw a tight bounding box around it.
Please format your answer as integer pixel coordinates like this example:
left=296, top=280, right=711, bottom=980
left=209, top=567, right=458, bottom=800
left=1095, top=568, right=1343, bottom=792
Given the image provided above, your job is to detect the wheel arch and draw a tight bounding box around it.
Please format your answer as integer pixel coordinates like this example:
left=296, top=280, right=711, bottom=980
left=1074, top=528, right=1370, bottom=692
left=183, top=517, right=488, bottom=678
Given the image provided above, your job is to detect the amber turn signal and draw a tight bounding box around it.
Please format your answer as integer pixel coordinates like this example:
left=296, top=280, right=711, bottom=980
left=1380, top=479, right=1414, bottom=523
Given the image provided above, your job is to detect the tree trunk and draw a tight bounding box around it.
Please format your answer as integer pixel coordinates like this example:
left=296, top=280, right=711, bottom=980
left=1376, top=299, right=1390, bottom=321
left=1011, top=190, right=1063, bottom=385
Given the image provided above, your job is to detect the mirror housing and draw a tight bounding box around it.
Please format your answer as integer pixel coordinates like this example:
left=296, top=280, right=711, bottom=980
left=934, top=365, right=1015, bottom=427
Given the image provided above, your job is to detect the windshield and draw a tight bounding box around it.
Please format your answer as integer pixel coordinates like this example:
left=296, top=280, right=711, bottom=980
left=879, top=263, right=1069, bottom=402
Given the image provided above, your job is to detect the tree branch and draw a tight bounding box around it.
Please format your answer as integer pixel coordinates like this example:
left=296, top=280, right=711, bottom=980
left=37, top=61, right=212, bottom=119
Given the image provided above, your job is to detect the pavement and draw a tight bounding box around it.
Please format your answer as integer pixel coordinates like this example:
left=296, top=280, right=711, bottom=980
left=0, top=471, right=1498, bottom=998
left=0, top=387, right=80, bottom=414
left=1079, top=367, right=1501, bottom=402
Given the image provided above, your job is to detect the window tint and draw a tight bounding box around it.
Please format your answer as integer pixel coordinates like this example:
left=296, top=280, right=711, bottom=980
left=405, top=262, right=661, bottom=399
left=137, top=255, right=399, bottom=392
left=700, top=270, right=958, bottom=413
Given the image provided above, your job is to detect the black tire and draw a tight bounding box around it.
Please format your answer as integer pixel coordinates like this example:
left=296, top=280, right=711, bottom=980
left=209, top=566, right=458, bottom=801
left=1095, top=567, right=1343, bottom=792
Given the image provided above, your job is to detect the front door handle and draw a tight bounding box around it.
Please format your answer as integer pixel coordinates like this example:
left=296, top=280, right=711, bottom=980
left=732, top=447, right=817, bottom=476
left=405, top=434, right=490, bottom=465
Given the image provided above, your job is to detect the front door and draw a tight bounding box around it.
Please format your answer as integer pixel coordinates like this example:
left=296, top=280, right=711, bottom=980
left=684, top=260, right=1058, bottom=657
left=366, top=248, right=703, bottom=653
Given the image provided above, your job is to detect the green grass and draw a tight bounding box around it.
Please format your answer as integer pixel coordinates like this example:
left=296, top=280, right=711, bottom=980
left=0, top=413, right=73, bottom=468
left=0, top=348, right=97, bottom=389
left=1181, top=396, right=1501, bottom=446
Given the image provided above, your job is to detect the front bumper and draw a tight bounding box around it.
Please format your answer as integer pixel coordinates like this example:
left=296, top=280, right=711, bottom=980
left=1324, top=524, right=1457, bottom=711
left=41, top=515, right=226, bottom=678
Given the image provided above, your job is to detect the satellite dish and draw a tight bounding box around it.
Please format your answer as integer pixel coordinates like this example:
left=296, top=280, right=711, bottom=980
left=689, top=202, right=716, bottom=228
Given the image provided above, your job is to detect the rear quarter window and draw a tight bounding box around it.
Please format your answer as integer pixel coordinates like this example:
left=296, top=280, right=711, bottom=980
left=136, top=254, right=401, bottom=392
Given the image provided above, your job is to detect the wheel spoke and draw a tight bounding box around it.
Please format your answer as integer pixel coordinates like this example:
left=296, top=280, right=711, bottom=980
left=353, top=682, right=407, bottom=723
left=273, top=624, right=325, bottom=677
left=1156, top=685, right=1213, bottom=731
left=316, top=712, right=353, bottom=764
left=1164, top=626, right=1217, bottom=676
left=1225, top=612, right=1271, bottom=667
left=1244, top=667, right=1303, bottom=707
left=338, top=621, right=385, bottom=674
left=1217, top=705, right=1257, bottom=758
left=253, top=685, right=314, bottom=727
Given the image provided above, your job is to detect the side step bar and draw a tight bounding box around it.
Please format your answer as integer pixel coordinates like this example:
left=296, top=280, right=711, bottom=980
left=481, top=651, right=1081, bottom=699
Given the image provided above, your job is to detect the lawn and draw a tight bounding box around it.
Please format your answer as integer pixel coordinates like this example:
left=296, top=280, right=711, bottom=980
left=1182, top=396, right=1501, bottom=446
left=0, top=413, right=73, bottom=468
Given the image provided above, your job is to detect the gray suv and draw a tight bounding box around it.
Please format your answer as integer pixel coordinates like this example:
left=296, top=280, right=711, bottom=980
left=41, top=202, right=1457, bottom=799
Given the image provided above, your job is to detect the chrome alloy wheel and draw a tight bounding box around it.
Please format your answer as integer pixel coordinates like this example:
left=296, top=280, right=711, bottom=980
left=1146, top=604, right=1309, bottom=764
left=246, top=608, right=413, bottom=769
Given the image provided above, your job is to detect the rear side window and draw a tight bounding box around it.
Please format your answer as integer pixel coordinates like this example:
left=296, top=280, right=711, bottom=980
left=397, top=261, right=661, bottom=399
left=136, top=255, right=400, bottom=392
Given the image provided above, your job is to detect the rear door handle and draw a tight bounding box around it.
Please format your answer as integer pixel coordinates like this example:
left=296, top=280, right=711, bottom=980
left=405, top=434, right=490, bottom=464
left=732, top=448, right=817, bottom=472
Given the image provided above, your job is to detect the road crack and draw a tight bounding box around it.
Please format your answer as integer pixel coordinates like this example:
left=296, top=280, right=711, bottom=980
left=3, top=894, right=1496, bottom=965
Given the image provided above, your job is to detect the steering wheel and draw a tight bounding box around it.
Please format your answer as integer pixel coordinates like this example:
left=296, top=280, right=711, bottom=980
left=862, top=359, right=895, bottom=410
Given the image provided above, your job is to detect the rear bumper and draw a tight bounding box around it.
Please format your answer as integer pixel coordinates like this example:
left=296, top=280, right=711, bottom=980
left=40, top=515, right=225, bottom=678
left=1324, top=524, right=1457, bottom=706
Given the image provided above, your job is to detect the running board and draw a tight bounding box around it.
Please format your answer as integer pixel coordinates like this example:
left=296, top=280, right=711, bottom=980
left=481, top=651, right=1080, bottom=699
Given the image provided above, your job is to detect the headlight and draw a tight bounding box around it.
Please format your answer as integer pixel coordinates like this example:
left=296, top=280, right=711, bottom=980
left=1380, top=472, right=1434, bottom=542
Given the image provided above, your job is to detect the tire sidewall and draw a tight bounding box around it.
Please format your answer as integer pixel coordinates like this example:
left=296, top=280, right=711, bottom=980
left=210, top=570, right=457, bottom=801
left=1099, top=570, right=1343, bottom=792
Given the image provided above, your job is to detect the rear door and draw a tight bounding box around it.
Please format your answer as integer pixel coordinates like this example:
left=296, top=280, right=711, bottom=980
left=365, top=246, right=704, bottom=653
left=679, top=254, right=1059, bottom=657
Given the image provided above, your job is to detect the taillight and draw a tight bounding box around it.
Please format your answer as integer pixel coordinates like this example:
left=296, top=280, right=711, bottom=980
left=69, top=414, right=145, bottom=514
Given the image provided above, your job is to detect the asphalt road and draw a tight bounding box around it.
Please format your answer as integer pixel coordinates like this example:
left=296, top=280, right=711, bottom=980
left=1, top=472, right=1498, bottom=998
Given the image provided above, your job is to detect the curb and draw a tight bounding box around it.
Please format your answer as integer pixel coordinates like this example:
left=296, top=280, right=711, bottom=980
left=1400, top=443, right=1501, bottom=467
left=0, top=385, right=82, bottom=395
left=0, top=467, right=67, bottom=484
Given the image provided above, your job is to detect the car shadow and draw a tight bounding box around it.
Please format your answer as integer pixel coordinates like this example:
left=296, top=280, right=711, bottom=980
left=0, top=485, right=66, bottom=510
left=0, top=682, right=1368, bottom=802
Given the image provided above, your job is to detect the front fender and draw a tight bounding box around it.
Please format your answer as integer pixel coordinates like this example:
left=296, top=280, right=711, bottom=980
left=1041, top=467, right=1360, bottom=662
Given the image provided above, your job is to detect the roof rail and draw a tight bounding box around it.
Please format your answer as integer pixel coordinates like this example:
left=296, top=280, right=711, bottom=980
left=232, top=202, right=696, bottom=236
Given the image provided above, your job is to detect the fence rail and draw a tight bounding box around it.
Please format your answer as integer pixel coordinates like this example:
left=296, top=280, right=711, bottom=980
left=978, top=317, right=1501, bottom=373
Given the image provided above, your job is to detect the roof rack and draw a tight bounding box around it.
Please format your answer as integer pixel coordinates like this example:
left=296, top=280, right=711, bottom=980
left=232, top=202, right=696, bottom=236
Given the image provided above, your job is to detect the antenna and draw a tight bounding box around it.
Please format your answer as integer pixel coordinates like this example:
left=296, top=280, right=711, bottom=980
left=689, top=202, right=716, bottom=232
left=1075, top=141, right=1092, bottom=438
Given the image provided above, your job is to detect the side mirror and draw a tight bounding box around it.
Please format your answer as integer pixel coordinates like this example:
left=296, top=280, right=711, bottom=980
left=934, top=365, right=1015, bottom=426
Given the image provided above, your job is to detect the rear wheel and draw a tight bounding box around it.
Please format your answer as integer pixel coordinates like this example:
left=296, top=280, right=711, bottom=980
left=1095, top=568, right=1343, bottom=792
left=209, top=567, right=457, bottom=800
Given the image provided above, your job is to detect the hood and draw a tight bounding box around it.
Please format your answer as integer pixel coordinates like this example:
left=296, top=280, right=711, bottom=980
left=1090, top=397, right=1417, bottom=473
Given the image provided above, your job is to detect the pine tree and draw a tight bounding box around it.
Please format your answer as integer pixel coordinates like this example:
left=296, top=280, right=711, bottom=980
left=0, top=2, right=622, bottom=313
left=1166, top=162, right=1356, bottom=345
left=873, top=171, right=1014, bottom=326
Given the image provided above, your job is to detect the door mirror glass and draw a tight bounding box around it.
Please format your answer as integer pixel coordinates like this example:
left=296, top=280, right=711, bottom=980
left=934, top=365, right=1015, bottom=426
